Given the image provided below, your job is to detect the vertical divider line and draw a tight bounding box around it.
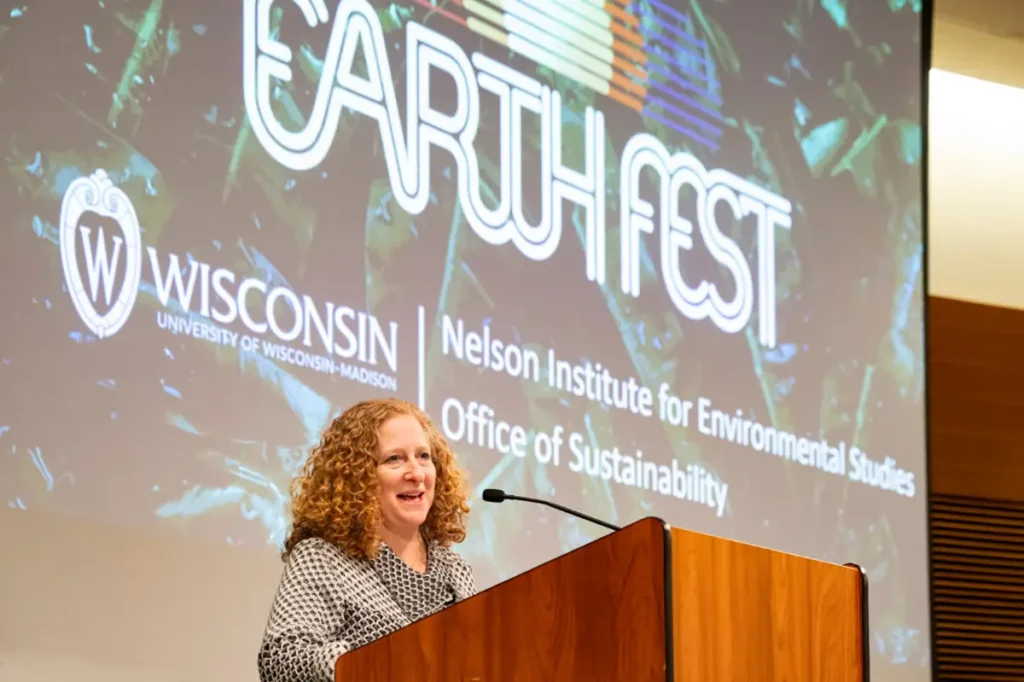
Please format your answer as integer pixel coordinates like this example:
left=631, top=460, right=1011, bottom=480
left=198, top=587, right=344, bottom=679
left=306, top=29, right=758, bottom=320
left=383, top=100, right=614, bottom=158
left=417, top=305, right=426, bottom=409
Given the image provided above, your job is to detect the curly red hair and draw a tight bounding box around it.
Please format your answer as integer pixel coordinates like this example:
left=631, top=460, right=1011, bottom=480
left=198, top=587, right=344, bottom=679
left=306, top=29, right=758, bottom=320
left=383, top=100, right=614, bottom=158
left=283, top=398, right=470, bottom=560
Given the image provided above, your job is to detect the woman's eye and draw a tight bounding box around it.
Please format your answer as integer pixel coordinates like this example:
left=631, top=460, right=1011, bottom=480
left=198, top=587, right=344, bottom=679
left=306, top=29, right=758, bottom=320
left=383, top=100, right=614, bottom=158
left=418, top=452, right=431, bottom=460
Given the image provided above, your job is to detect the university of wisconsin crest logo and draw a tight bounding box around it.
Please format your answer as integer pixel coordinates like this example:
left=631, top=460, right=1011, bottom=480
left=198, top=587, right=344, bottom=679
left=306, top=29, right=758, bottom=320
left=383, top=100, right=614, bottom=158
left=59, top=169, right=143, bottom=339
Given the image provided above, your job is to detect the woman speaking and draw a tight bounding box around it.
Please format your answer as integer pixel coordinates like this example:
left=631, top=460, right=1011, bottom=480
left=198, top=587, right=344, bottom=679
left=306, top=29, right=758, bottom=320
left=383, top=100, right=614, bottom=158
left=257, top=398, right=476, bottom=682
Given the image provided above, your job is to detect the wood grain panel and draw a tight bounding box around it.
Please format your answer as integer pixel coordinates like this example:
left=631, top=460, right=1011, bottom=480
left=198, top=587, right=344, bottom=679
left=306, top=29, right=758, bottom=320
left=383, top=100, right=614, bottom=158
left=334, top=517, right=669, bottom=682
left=670, top=527, right=864, bottom=682
left=927, top=297, right=1024, bottom=679
left=931, top=494, right=1024, bottom=681
left=928, top=296, right=1024, bottom=501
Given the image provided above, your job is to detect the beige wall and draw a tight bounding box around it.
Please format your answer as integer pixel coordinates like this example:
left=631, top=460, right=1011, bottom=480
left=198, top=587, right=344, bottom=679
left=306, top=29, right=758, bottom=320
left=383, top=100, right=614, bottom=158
left=928, top=16, right=1024, bottom=309
left=928, top=68, right=1024, bottom=309
left=932, top=16, right=1024, bottom=91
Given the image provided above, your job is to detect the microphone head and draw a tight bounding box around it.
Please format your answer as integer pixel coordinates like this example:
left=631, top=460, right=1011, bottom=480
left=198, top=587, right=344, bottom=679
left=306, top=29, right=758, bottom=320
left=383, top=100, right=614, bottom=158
left=482, top=488, right=507, bottom=503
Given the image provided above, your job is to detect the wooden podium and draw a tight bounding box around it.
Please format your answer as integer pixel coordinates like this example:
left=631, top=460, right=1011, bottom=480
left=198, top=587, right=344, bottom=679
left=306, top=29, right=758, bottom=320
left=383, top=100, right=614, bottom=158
left=335, top=517, right=869, bottom=681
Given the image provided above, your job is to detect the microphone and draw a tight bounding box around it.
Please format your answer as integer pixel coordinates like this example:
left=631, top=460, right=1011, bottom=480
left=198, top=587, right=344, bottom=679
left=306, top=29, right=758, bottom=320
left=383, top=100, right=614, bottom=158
left=482, top=488, right=621, bottom=532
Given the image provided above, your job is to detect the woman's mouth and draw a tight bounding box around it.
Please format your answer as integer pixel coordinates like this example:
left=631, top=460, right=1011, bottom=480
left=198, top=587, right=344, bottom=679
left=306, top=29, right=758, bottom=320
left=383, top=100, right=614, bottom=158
left=397, top=492, right=424, bottom=503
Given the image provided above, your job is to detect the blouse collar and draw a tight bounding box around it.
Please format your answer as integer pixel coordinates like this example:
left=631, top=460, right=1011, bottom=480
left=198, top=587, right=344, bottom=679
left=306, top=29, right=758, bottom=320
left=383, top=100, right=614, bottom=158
left=372, top=541, right=455, bottom=621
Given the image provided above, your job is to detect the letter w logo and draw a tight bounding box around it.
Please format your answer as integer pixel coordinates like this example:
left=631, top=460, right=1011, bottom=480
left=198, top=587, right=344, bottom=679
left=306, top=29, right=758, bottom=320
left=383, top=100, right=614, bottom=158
left=59, top=170, right=144, bottom=340
left=78, top=225, right=124, bottom=307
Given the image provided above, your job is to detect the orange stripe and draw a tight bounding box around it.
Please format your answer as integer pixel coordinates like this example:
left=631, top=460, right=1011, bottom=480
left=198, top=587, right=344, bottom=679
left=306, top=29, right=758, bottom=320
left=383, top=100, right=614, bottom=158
left=611, top=72, right=646, bottom=98
left=610, top=18, right=643, bottom=48
left=612, top=37, right=646, bottom=67
left=608, top=86, right=643, bottom=112
left=612, top=54, right=645, bottom=80
left=605, top=3, right=638, bottom=28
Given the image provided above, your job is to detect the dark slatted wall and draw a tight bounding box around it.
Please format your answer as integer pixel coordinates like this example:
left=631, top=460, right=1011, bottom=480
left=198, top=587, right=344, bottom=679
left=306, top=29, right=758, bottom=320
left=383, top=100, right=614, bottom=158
left=932, top=494, right=1024, bottom=679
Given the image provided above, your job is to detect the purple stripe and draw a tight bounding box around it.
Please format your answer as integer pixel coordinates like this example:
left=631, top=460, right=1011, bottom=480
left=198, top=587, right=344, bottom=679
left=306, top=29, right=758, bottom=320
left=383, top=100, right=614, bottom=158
left=644, top=94, right=723, bottom=137
left=646, top=31, right=711, bottom=73
left=646, top=0, right=707, bottom=50
left=641, top=108, right=720, bottom=150
left=645, top=57, right=722, bottom=106
left=646, top=76, right=724, bottom=123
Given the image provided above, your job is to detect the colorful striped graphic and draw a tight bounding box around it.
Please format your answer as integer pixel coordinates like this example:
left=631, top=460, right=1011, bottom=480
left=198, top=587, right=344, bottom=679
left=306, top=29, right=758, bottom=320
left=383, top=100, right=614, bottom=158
left=412, top=0, right=725, bottom=150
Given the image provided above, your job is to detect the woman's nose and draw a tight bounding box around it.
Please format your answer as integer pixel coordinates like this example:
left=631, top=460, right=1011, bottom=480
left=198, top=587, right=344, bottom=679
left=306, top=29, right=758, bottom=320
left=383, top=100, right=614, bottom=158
left=404, top=464, right=425, bottom=482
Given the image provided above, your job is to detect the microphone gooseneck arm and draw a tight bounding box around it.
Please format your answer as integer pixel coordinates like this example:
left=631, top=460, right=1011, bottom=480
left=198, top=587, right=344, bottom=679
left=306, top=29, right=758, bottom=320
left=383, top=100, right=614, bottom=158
left=482, top=488, right=621, bottom=532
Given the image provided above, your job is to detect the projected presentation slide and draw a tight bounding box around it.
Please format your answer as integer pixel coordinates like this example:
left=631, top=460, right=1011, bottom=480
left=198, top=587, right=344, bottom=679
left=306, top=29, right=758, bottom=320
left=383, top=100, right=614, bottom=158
left=0, top=0, right=928, bottom=679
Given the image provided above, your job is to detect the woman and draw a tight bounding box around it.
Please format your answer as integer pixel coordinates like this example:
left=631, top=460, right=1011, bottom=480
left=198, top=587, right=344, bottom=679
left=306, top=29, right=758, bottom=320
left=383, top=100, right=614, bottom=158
left=257, top=398, right=476, bottom=682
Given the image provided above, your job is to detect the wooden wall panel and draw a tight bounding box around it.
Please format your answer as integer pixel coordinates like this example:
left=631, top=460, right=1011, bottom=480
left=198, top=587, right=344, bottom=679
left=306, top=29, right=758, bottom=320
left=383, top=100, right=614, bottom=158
left=928, top=296, right=1024, bottom=501
left=928, top=296, right=1024, bottom=680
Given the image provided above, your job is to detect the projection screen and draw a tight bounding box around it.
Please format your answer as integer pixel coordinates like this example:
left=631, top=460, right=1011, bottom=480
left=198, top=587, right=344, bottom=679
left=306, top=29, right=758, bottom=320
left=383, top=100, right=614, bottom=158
left=0, top=1, right=929, bottom=680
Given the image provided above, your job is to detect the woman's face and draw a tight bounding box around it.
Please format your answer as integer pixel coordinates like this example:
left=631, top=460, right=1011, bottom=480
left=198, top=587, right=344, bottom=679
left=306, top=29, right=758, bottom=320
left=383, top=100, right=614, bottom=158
left=375, top=413, right=436, bottom=535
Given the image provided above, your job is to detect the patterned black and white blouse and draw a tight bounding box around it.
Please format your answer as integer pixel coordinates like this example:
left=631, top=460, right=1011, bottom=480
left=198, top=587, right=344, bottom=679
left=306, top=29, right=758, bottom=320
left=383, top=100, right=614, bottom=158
left=257, top=537, right=477, bottom=682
